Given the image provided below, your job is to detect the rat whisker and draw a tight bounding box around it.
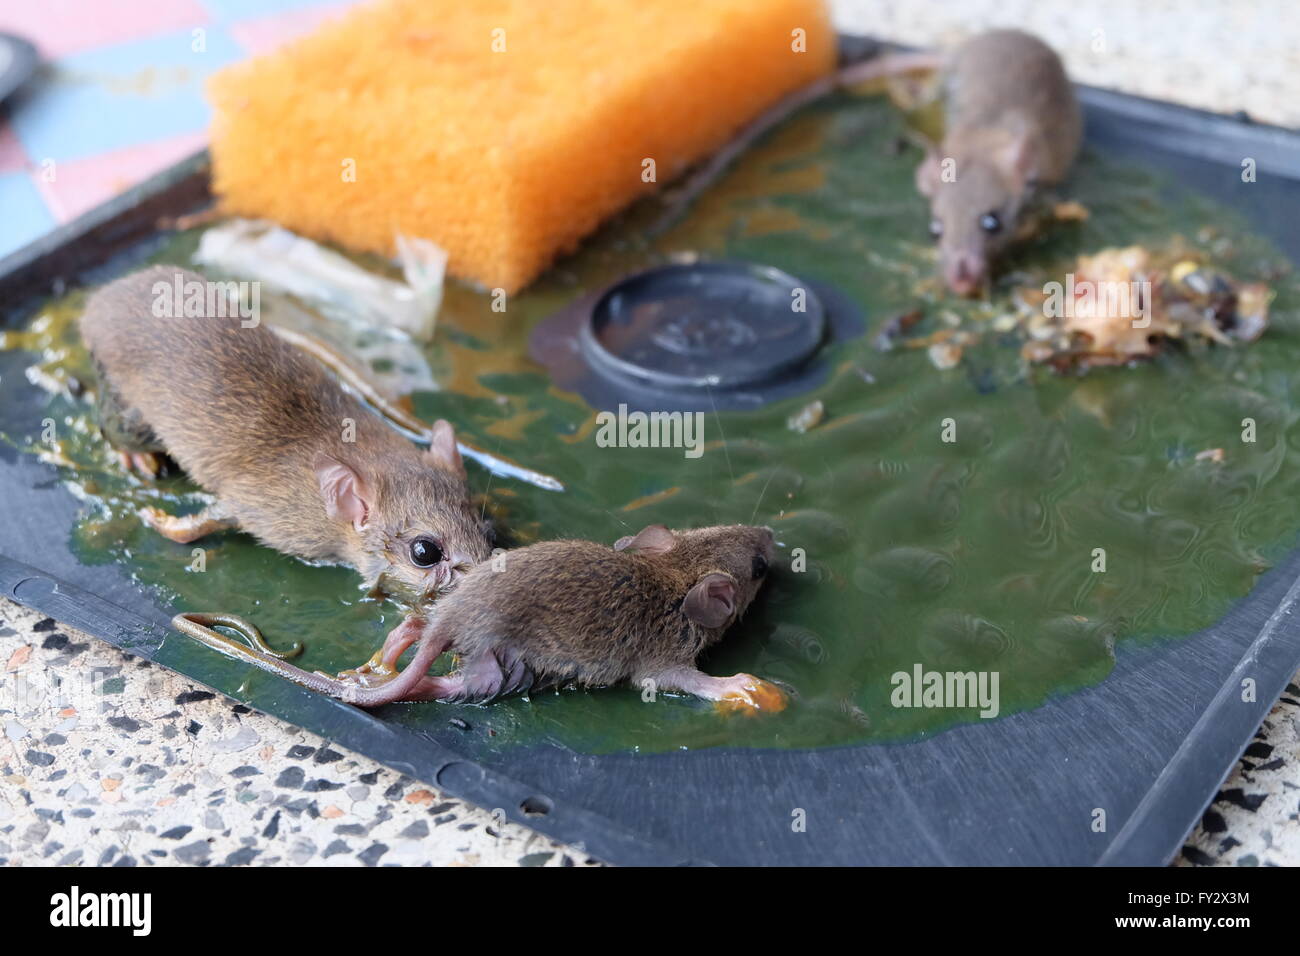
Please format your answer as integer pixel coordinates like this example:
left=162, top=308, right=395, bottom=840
left=750, top=467, right=777, bottom=525
left=707, top=386, right=734, bottom=484
left=480, top=447, right=499, bottom=522
left=604, top=509, right=633, bottom=531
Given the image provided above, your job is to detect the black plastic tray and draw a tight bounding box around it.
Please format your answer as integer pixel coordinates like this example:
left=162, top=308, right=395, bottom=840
left=3, top=45, right=1300, bottom=866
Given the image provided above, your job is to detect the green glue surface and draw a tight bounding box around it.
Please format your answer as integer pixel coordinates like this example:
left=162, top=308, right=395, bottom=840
left=6, top=92, right=1299, bottom=754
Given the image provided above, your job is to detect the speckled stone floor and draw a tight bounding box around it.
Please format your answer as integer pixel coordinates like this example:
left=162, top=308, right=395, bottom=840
left=0, top=599, right=592, bottom=867
left=4, top=0, right=1300, bottom=867
left=836, top=0, right=1300, bottom=128
left=1175, top=682, right=1300, bottom=867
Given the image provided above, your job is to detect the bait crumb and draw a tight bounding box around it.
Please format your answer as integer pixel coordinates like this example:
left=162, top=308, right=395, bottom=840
left=787, top=400, right=825, bottom=433
left=1052, top=200, right=1090, bottom=222
left=927, top=342, right=963, bottom=370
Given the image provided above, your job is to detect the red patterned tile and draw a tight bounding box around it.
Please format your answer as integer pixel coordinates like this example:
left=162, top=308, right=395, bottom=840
left=34, top=128, right=207, bottom=223
left=0, top=0, right=210, bottom=60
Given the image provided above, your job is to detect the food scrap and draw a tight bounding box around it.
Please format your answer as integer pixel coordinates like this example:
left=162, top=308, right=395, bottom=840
left=927, top=341, right=963, bottom=370
left=873, top=309, right=924, bottom=351
left=1052, top=200, right=1090, bottom=222
left=883, top=240, right=1276, bottom=374
left=1017, top=245, right=1274, bottom=370
left=788, top=400, right=825, bottom=433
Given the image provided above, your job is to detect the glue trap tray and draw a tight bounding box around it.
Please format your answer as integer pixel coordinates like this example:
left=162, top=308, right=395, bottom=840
left=4, top=39, right=1300, bottom=865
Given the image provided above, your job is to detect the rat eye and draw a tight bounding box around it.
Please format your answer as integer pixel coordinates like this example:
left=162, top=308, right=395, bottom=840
left=928, top=218, right=943, bottom=239
left=410, top=537, right=444, bottom=568
left=751, top=554, right=769, bottom=580
left=979, top=212, right=1002, bottom=234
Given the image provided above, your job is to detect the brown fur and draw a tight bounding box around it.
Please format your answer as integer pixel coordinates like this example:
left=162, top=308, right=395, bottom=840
left=80, top=265, right=492, bottom=594
left=442, top=525, right=775, bottom=693
left=915, top=29, right=1082, bottom=295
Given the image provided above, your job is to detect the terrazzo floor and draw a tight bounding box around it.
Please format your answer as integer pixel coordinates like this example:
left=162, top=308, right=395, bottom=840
left=0, top=599, right=590, bottom=867
left=3, top=0, right=1300, bottom=866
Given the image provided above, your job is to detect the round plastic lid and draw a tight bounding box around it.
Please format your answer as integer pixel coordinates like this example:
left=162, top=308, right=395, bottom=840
left=580, top=261, right=827, bottom=391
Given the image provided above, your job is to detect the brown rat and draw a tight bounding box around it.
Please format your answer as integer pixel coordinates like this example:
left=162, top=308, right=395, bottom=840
left=80, top=265, right=494, bottom=604
left=913, top=29, right=1082, bottom=296
left=175, top=523, right=787, bottom=712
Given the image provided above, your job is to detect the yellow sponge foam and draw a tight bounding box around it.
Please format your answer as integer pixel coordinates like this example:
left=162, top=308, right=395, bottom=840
left=208, top=0, right=835, bottom=293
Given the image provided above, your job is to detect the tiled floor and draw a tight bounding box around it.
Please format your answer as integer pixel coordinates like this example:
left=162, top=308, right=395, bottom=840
left=0, top=0, right=362, bottom=258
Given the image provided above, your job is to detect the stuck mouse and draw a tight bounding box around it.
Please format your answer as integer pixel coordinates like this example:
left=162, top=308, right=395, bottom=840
left=659, top=30, right=1080, bottom=298
left=175, top=523, right=788, bottom=713
left=80, top=265, right=494, bottom=605
left=912, top=29, right=1082, bottom=296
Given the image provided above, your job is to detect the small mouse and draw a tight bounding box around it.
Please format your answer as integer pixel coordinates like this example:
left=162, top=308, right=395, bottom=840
left=176, top=523, right=788, bottom=712
left=912, top=30, right=1081, bottom=296
left=80, top=265, right=494, bottom=605
left=656, top=31, right=1079, bottom=297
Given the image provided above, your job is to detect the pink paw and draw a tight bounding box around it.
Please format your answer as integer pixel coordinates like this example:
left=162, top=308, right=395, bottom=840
left=334, top=650, right=399, bottom=688
left=118, top=451, right=162, bottom=478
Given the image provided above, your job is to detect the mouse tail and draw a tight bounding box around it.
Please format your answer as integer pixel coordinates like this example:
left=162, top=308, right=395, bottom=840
left=171, top=612, right=451, bottom=708
left=837, top=50, right=943, bottom=88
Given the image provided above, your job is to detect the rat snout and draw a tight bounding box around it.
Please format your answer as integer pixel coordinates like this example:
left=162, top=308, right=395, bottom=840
left=429, top=551, right=473, bottom=588
left=408, top=549, right=479, bottom=604
left=446, top=548, right=478, bottom=581
left=943, top=250, right=987, bottom=298
left=425, top=565, right=452, bottom=590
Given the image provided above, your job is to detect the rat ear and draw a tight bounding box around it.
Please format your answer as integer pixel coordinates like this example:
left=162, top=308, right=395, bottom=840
left=613, top=524, right=676, bottom=554
left=915, top=148, right=943, bottom=198
left=683, top=572, right=737, bottom=628
left=424, top=419, right=466, bottom=478
left=315, top=454, right=373, bottom=531
left=997, top=131, right=1039, bottom=193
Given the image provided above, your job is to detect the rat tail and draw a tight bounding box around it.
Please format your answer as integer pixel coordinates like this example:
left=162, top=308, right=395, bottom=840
left=172, top=612, right=450, bottom=708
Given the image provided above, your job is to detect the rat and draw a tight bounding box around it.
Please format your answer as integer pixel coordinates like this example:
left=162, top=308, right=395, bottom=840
left=912, top=29, right=1082, bottom=296
left=174, top=523, right=788, bottom=712
left=654, top=30, right=1080, bottom=297
left=79, top=265, right=494, bottom=607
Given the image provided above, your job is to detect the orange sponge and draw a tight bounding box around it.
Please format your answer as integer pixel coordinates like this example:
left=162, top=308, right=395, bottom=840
left=208, top=0, right=834, bottom=293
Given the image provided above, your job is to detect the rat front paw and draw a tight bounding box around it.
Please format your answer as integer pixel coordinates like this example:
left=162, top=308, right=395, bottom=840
left=118, top=450, right=163, bottom=479
left=137, top=506, right=175, bottom=537
left=713, top=673, right=789, bottom=716
left=334, top=650, right=398, bottom=688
